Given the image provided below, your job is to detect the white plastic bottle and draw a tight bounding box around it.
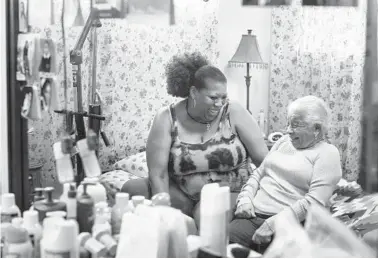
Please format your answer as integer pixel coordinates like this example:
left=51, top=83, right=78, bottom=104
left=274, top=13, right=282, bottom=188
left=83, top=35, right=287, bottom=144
left=258, top=108, right=266, bottom=138
left=53, top=141, right=75, bottom=183
left=0, top=193, right=21, bottom=223
left=77, top=138, right=102, bottom=178
left=3, top=225, right=33, bottom=258
left=111, top=193, right=131, bottom=236
left=77, top=177, right=107, bottom=204
left=93, top=202, right=117, bottom=256
left=66, top=184, right=77, bottom=220
left=42, top=219, right=79, bottom=258
left=23, top=210, right=42, bottom=258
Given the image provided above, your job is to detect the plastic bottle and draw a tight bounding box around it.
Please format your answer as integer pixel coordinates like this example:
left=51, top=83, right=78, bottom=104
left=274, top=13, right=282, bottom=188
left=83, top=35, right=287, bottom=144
left=132, top=195, right=145, bottom=208
left=41, top=219, right=79, bottom=258
left=111, top=193, right=131, bottom=235
left=77, top=177, right=106, bottom=204
left=53, top=141, right=75, bottom=183
left=3, top=225, right=33, bottom=258
left=60, top=183, right=71, bottom=205
left=93, top=202, right=117, bottom=256
left=200, top=183, right=228, bottom=255
left=33, top=187, right=67, bottom=222
left=77, top=232, right=107, bottom=258
left=0, top=193, right=21, bottom=223
left=77, top=182, right=95, bottom=233
left=40, top=215, right=65, bottom=257
left=67, top=184, right=77, bottom=220
left=11, top=217, right=24, bottom=227
left=1, top=223, right=12, bottom=258
left=93, top=201, right=111, bottom=234
left=77, top=138, right=102, bottom=178
left=258, top=108, right=266, bottom=138
left=23, top=210, right=42, bottom=258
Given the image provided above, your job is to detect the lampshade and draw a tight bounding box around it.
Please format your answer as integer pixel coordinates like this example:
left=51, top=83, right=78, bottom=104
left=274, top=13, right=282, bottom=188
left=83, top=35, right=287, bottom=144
left=229, top=29, right=263, bottom=64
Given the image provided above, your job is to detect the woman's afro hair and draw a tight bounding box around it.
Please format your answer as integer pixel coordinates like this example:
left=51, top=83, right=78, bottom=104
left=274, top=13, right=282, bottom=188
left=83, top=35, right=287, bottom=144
left=165, top=52, right=210, bottom=98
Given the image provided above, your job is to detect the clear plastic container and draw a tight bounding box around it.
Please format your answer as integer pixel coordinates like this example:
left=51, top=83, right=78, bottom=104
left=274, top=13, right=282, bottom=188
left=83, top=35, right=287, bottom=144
left=93, top=202, right=111, bottom=234
left=111, top=193, right=131, bottom=235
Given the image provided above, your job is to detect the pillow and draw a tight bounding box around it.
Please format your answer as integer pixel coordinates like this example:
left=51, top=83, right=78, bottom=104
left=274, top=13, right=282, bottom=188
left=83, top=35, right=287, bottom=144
left=114, top=151, right=148, bottom=178
left=99, top=169, right=142, bottom=206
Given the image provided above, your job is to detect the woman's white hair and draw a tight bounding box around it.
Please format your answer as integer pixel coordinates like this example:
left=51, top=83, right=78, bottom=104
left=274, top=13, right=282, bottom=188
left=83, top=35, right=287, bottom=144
left=287, top=95, right=329, bottom=136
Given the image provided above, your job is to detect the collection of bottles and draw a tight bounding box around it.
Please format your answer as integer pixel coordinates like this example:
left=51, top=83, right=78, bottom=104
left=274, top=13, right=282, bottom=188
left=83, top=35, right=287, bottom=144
left=0, top=182, right=233, bottom=258
left=0, top=176, right=148, bottom=258
left=1, top=135, right=235, bottom=258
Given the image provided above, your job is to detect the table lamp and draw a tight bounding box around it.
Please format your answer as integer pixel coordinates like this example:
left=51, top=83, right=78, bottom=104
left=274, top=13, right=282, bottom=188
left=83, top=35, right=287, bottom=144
left=229, top=29, right=264, bottom=112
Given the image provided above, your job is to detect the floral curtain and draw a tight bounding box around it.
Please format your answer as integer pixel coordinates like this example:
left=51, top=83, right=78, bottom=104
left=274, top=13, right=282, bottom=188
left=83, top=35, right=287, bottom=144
left=268, top=6, right=366, bottom=180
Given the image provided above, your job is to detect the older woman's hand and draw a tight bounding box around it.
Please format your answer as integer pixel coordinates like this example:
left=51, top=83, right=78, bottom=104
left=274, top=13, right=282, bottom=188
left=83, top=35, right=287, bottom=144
left=235, top=199, right=256, bottom=219
left=252, top=221, right=274, bottom=244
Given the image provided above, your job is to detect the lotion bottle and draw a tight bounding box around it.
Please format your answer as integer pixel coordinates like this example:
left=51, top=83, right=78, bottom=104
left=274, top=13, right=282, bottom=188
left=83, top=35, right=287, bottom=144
left=33, top=187, right=67, bottom=222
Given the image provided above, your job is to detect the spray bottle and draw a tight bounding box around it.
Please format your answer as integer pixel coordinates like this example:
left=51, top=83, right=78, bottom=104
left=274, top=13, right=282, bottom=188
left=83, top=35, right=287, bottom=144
left=33, top=187, right=67, bottom=223
left=77, top=182, right=95, bottom=233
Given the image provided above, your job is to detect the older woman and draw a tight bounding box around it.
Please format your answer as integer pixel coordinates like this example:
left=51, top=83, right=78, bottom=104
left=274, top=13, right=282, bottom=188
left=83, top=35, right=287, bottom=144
left=229, top=95, right=342, bottom=249
left=122, top=52, right=268, bottom=225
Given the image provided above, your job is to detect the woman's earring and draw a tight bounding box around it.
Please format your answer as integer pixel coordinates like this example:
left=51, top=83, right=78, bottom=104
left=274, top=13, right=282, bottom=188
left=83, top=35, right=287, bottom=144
left=192, top=97, right=196, bottom=108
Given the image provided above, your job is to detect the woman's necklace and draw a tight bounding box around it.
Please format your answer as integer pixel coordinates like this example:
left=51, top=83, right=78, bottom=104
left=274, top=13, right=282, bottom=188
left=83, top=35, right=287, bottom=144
left=186, top=100, right=215, bottom=131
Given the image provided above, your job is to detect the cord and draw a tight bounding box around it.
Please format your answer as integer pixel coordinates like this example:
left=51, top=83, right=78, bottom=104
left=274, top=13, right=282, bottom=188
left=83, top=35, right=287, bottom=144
left=61, top=0, right=68, bottom=132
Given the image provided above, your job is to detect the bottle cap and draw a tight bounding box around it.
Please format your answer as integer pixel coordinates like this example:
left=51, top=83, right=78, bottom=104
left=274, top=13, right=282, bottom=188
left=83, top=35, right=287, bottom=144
left=4, top=225, right=29, bottom=244
left=68, top=184, right=77, bottom=198
left=1, top=193, right=16, bottom=208
left=55, top=220, right=79, bottom=251
left=95, top=201, right=108, bottom=210
left=94, top=230, right=117, bottom=256
left=11, top=217, right=24, bottom=227
left=46, top=211, right=67, bottom=218
left=115, top=193, right=129, bottom=207
left=23, top=210, right=39, bottom=227
left=78, top=232, right=107, bottom=257
left=132, top=195, right=145, bottom=207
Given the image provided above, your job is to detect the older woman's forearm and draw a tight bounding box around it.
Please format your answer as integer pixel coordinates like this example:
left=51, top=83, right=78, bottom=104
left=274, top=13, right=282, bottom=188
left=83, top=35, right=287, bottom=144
left=149, top=173, right=169, bottom=195
left=237, top=177, right=260, bottom=204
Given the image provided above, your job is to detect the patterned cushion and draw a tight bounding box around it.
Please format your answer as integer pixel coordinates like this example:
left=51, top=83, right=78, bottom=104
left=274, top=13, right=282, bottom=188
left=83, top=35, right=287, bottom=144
left=114, top=151, right=148, bottom=178
left=99, top=170, right=141, bottom=206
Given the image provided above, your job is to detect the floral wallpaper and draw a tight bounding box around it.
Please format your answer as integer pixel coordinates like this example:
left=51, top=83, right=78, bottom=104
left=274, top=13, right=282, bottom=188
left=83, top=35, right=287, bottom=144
left=28, top=0, right=221, bottom=189
left=268, top=6, right=366, bottom=181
